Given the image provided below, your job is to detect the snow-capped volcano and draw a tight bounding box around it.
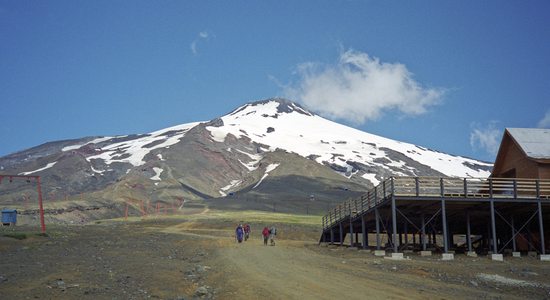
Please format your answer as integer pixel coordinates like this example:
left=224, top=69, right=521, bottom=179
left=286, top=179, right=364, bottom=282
left=0, top=98, right=492, bottom=215
left=206, top=98, right=491, bottom=184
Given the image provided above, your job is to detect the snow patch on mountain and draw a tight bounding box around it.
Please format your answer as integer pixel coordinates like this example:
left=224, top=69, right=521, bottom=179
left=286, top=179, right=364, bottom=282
left=362, top=173, right=380, bottom=186
left=62, top=136, right=115, bottom=152
left=90, top=165, right=105, bottom=175
left=19, top=162, right=57, bottom=175
left=219, top=179, right=243, bottom=196
left=151, top=167, right=163, bottom=185
left=236, top=149, right=263, bottom=171
left=72, top=122, right=200, bottom=167
left=253, top=163, right=280, bottom=189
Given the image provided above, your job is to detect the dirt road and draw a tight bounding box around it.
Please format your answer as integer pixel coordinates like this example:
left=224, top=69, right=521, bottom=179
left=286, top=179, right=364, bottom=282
left=214, top=239, right=428, bottom=299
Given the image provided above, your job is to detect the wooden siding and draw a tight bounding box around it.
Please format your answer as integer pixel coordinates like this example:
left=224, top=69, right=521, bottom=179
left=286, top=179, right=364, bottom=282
left=492, top=129, right=550, bottom=179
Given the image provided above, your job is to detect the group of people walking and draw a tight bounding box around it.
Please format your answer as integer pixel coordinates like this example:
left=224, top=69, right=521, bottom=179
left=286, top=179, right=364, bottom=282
left=235, top=223, right=250, bottom=243
left=235, top=223, right=277, bottom=246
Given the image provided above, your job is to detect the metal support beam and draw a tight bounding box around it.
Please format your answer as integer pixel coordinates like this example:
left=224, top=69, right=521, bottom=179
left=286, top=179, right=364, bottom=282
left=391, top=194, right=398, bottom=253
left=490, top=199, right=498, bottom=253
left=404, top=222, right=409, bottom=246
left=421, top=213, right=427, bottom=251
left=538, top=200, right=546, bottom=255
left=350, top=217, right=354, bottom=247
left=330, top=227, right=334, bottom=244
left=441, top=178, right=449, bottom=253
left=375, top=207, right=381, bottom=250
left=339, top=222, right=343, bottom=246
left=511, top=216, right=516, bottom=252
left=466, top=211, right=472, bottom=253
left=362, top=215, right=367, bottom=249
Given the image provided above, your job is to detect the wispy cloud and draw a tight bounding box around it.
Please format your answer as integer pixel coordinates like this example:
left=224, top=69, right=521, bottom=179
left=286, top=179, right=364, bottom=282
left=537, top=110, right=550, bottom=128
left=190, top=30, right=212, bottom=55
left=190, top=41, right=198, bottom=55
left=199, top=31, right=209, bottom=39
left=470, top=121, right=501, bottom=157
left=283, top=49, right=444, bottom=124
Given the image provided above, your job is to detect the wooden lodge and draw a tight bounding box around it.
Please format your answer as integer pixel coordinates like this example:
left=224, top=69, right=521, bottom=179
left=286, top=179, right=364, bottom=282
left=491, top=128, right=550, bottom=179
left=319, top=128, right=550, bottom=259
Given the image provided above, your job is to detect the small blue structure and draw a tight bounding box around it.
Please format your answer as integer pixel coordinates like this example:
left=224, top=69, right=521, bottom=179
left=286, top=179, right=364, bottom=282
left=2, top=209, right=17, bottom=225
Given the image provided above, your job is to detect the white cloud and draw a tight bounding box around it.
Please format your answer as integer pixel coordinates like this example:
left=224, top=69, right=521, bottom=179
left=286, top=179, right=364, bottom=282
left=190, top=41, right=198, bottom=55
left=470, top=121, right=501, bottom=156
left=283, top=49, right=444, bottom=124
left=190, top=30, right=212, bottom=55
left=537, top=110, right=550, bottom=128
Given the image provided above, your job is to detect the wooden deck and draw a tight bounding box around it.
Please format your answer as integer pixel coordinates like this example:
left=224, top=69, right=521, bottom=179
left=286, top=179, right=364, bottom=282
left=320, top=177, right=550, bottom=255
left=322, top=177, right=550, bottom=230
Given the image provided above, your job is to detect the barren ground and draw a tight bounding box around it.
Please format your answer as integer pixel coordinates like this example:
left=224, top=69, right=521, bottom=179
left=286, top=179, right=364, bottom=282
left=1, top=210, right=550, bottom=299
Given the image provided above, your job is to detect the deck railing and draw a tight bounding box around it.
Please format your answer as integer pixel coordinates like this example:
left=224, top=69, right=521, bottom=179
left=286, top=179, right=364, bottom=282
left=321, top=177, right=550, bottom=231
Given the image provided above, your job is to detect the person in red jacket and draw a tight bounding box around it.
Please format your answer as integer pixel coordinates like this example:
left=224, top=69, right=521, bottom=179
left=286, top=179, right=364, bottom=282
left=262, top=226, right=270, bottom=246
left=244, top=223, right=251, bottom=241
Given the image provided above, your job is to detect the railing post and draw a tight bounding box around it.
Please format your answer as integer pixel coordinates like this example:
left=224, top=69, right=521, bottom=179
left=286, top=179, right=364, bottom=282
left=415, top=177, right=419, bottom=197
left=464, top=178, right=468, bottom=198
left=513, top=179, right=517, bottom=199
left=489, top=178, right=493, bottom=198
left=383, top=180, right=387, bottom=199
left=367, top=191, right=371, bottom=208
left=374, top=187, right=378, bottom=204
left=536, top=180, right=540, bottom=198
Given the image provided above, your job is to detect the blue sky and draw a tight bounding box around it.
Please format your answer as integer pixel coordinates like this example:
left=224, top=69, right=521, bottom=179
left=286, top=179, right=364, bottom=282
left=1, top=1, right=549, bottom=163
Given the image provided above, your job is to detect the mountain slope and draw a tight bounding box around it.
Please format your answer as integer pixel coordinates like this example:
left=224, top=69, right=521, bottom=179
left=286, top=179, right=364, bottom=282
left=0, top=98, right=492, bottom=216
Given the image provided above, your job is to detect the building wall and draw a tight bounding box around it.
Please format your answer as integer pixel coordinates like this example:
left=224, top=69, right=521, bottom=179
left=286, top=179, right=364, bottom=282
left=493, top=136, right=540, bottom=178
left=539, top=164, right=550, bottom=179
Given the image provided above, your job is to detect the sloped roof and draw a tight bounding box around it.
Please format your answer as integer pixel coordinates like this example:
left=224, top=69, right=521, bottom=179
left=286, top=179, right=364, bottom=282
left=507, top=128, right=550, bottom=159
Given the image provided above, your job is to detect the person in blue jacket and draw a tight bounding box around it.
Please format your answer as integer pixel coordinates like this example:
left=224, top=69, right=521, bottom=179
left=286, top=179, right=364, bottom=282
left=235, top=224, right=244, bottom=243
